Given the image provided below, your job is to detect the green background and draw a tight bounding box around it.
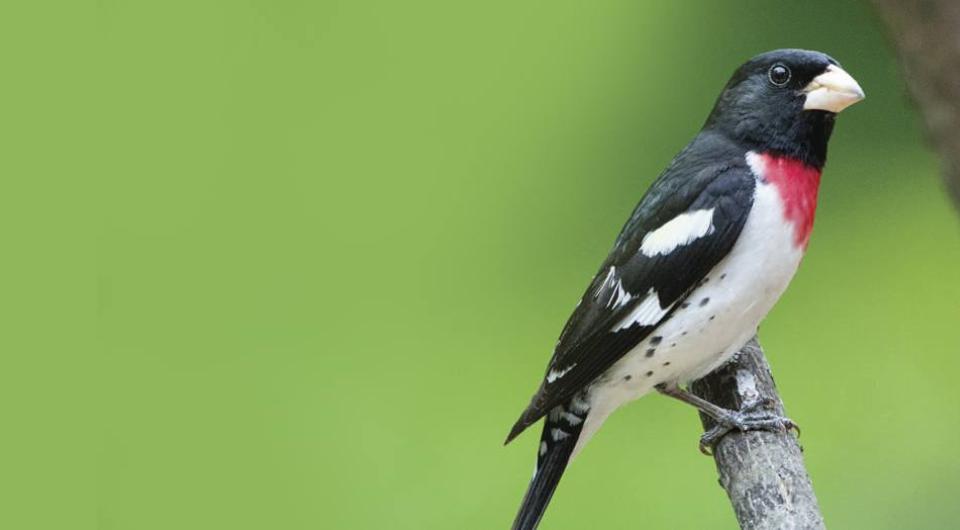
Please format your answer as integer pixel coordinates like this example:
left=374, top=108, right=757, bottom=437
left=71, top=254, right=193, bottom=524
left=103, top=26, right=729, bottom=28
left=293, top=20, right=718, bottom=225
left=12, top=0, right=960, bottom=528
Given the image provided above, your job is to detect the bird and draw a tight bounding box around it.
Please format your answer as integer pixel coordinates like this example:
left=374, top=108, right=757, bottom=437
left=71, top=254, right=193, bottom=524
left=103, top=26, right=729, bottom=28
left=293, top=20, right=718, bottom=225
left=505, top=49, right=864, bottom=530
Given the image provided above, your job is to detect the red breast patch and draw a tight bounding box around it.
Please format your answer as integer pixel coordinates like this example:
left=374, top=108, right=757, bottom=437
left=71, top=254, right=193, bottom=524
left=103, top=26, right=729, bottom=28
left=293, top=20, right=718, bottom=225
left=757, top=153, right=822, bottom=249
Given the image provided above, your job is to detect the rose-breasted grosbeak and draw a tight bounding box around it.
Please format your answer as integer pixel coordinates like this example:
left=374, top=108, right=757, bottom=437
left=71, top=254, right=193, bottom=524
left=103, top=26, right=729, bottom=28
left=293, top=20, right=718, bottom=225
left=506, top=49, right=864, bottom=530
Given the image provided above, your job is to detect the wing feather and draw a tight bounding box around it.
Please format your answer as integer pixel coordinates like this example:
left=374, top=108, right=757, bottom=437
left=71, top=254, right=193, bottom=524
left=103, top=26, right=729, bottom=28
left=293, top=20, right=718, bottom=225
left=506, top=159, right=756, bottom=443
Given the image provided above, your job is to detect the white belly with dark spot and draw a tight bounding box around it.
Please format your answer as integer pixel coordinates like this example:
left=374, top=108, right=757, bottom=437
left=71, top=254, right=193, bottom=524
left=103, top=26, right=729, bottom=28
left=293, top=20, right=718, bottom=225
left=572, top=179, right=804, bottom=456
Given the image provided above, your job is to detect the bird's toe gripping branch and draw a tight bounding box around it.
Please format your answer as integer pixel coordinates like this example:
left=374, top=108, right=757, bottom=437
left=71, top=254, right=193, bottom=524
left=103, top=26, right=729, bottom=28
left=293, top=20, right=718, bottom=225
left=698, top=409, right=799, bottom=455
left=654, top=382, right=799, bottom=455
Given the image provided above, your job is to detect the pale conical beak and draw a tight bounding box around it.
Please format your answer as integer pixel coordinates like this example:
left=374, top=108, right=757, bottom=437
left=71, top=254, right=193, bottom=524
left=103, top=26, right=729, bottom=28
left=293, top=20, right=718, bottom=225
left=802, top=64, right=865, bottom=113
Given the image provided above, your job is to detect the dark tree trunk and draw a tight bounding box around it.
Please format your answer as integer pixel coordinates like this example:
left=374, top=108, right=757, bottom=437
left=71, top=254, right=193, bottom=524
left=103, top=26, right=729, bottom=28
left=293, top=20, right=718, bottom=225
left=872, top=0, right=960, bottom=210
left=690, top=338, right=825, bottom=530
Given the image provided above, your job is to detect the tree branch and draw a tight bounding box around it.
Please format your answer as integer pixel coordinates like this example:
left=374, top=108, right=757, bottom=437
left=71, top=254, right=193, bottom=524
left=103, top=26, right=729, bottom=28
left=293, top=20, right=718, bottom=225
left=872, top=0, right=960, bottom=211
left=690, top=337, right=825, bottom=530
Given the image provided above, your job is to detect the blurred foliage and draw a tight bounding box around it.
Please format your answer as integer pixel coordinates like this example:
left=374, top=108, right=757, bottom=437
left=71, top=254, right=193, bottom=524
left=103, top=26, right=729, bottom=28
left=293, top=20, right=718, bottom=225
left=8, top=0, right=956, bottom=528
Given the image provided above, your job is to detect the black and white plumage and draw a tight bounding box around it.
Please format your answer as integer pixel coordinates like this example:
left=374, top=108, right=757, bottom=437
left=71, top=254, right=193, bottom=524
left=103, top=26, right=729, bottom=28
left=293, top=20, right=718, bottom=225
left=506, top=49, right=864, bottom=530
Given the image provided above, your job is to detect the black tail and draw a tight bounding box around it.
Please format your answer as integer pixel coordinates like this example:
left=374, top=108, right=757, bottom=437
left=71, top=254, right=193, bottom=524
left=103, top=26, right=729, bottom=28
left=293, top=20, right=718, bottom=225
left=511, top=399, right=588, bottom=530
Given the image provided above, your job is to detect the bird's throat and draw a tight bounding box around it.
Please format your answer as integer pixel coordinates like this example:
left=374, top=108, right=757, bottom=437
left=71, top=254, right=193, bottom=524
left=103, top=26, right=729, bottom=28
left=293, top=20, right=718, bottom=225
left=755, top=152, right=822, bottom=249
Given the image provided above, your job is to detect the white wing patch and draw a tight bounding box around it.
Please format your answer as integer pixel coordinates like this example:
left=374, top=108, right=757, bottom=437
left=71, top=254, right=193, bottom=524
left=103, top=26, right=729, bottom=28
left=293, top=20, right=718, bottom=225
left=546, top=363, right=576, bottom=383
left=595, top=266, right=617, bottom=295
left=595, top=266, right=634, bottom=309
left=640, top=208, right=716, bottom=257
left=612, top=289, right=668, bottom=331
left=609, top=280, right=632, bottom=309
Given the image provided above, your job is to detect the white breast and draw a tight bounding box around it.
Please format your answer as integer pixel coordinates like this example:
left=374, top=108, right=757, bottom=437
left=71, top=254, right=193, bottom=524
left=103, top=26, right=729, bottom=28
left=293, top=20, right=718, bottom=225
left=571, top=164, right=806, bottom=458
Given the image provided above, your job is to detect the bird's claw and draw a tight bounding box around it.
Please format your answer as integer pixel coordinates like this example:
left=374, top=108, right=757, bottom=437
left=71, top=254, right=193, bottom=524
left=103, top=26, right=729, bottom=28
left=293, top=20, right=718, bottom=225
left=698, top=410, right=799, bottom=455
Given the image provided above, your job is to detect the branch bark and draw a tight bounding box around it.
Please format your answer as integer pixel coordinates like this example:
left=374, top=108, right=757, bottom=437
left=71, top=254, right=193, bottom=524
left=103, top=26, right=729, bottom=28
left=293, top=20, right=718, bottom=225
left=872, top=0, right=960, bottom=211
left=690, top=337, right=825, bottom=530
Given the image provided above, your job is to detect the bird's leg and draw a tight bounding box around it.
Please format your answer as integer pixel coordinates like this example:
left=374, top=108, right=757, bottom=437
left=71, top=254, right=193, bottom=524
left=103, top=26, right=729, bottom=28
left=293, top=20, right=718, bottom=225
left=654, top=383, right=797, bottom=455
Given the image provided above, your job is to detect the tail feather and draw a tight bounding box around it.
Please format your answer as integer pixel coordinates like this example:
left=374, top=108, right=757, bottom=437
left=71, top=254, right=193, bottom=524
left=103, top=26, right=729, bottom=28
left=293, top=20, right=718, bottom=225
left=511, top=398, right=589, bottom=530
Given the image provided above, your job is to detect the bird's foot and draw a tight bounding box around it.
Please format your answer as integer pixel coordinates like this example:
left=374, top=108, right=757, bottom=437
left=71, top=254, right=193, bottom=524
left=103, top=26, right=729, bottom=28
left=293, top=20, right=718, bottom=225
left=698, top=409, right=799, bottom=455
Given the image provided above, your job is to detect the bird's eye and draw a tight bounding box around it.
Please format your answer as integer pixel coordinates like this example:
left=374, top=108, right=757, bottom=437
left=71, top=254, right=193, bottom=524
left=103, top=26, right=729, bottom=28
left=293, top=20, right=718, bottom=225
left=768, top=64, right=791, bottom=87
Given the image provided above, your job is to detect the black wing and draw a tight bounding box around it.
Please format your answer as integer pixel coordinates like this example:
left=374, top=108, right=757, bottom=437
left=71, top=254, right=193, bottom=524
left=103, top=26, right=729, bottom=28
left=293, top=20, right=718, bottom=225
left=506, top=145, right=756, bottom=443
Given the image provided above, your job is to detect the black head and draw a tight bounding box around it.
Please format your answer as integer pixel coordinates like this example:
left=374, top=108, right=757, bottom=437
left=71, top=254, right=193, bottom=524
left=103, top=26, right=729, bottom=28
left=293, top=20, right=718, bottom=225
left=704, top=49, right=864, bottom=169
